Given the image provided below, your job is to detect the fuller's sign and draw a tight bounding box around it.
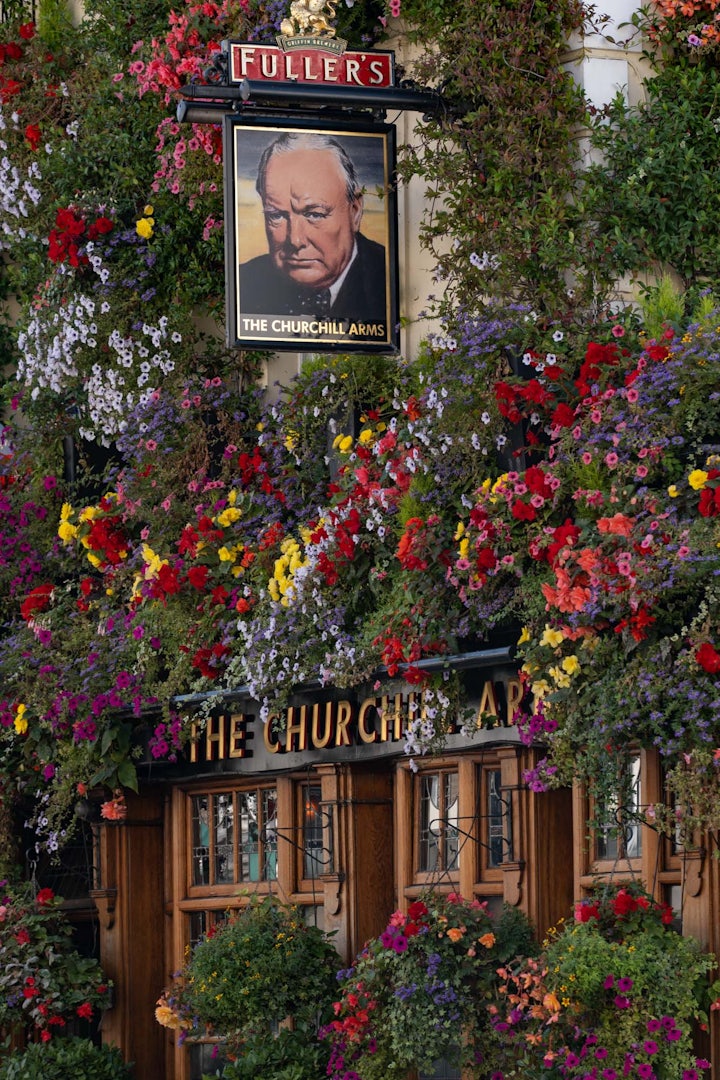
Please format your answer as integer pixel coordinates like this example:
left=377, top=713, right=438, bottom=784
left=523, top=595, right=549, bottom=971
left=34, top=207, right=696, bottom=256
left=227, top=40, right=395, bottom=88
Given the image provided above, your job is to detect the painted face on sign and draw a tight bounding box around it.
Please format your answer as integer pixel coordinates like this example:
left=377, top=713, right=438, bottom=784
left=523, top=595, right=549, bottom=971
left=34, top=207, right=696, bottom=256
left=261, top=148, right=363, bottom=290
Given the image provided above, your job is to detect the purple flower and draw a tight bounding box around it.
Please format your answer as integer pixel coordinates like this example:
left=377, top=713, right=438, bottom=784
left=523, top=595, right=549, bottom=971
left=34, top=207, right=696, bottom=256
left=666, top=1027, right=682, bottom=1041
left=392, top=934, right=408, bottom=953
left=614, top=995, right=631, bottom=1009
left=603, top=975, right=615, bottom=989
left=637, top=1066, right=654, bottom=1080
left=643, top=1039, right=658, bottom=1055
left=688, top=33, right=702, bottom=46
left=617, top=977, right=633, bottom=992
left=646, top=1019, right=662, bottom=1033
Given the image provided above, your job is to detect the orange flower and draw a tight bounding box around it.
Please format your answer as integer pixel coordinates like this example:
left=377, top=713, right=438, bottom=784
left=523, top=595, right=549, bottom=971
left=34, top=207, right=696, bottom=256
left=447, top=926, right=465, bottom=943
left=479, top=931, right=496, bottom=948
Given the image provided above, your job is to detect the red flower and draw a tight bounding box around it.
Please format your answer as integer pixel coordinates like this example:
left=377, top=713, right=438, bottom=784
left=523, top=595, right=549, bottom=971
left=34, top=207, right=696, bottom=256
left=611, top=888, right=637, bottom=917
left=20, top=583, right=53, bottom=621
left=36, top=888, right=55, bottom=906
left=511, top=500, right=536, bottom=522
left=186, top=565, right=209, bottom=590
left=76, top=1002, right=93, bottom=1020
left=191, top=643, right=230, bottom=679
left=18, top=22, right=36, bottom=39
left=15, top=928, right=30, bottom=945
left=408, top=900, right=428, bottom=921
left=550, top=401, right=576, bottom=428
left=574, top=900, right=600, bottom=922
left=24, top=123, right=41, bottom=151
left=696, top=642, right=720, bottom=674
left=87, top=215, right=114, bottom=239
left=698, top=487, right=720, bottom=517
left=40, top=1030, right=52, bottom=1042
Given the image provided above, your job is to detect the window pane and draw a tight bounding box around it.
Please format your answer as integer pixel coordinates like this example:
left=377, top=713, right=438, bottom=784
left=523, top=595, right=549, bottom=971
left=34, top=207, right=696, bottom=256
left=191, top=795, right=210, bottom=886
left=239, top=792, right=260, bottom=881
left=303, top=784, right=325, bottom=878
left=214, top=793, right=235, bottom=883
left=263, top=789, right=278, bottom=881
left=419, top=774, right=440, bottom=872
left=487, top=769, right=505, bottom=867
left=596, top=754, right=641, bottom=861
left=444, top=773, right=459, bottom=872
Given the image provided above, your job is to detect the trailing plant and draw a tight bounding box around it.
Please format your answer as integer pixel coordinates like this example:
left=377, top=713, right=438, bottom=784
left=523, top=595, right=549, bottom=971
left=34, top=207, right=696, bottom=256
left=388, top=0, right=597, bottom=318
left=323, top=892, right=536, bottom=1080
left=155, top=897, right=340, bottom=1060
left=0, top=881, right=112, bottom=1042
left=485, top=882, right=719, bottom=1079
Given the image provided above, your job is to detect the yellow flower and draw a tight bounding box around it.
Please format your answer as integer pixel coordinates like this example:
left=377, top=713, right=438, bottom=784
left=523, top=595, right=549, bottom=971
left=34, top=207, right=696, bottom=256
left=531, top=678, right=551, bottom=697
left=454, top=521, right=466, bottom=541
left=136, top=216, right=154, bottom=239
left=218, top=546, right=236, bottom=563
left=58, top=519, right=78, bottom=543
left=284, top=431, right=298, bottom=451
left=688, top=469, right=709, bottom=490
left=540, top=625, right=564, bottom=648
left=517, top=626, right=531, bottom=644
left=561, top=654, right=580, bottom=675
left=358, top=427, right=373, bottom=445
left=337, top=434, right=353, bottom=453
left=13, top=704, right=27, bottom=735
left=667, top=484, right=679, bottom=498
left=216, top=506, right=242, bottom=528
left=458, top=537, right=469, bottom=559
left=549, top=665, right=571, bottom=688
left=144, top=204, right=154, bottom=216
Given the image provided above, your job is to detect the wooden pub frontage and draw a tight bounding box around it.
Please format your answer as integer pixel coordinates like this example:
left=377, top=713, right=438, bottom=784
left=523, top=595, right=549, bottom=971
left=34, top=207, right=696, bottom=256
left=87, top=647, right=720, bottom=1080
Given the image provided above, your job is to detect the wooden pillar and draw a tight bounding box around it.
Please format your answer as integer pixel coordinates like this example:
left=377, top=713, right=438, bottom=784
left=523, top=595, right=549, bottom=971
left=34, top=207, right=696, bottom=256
left=516, top=746, right=574, bottom=938
left=95, top=789, right=166, bottom=1080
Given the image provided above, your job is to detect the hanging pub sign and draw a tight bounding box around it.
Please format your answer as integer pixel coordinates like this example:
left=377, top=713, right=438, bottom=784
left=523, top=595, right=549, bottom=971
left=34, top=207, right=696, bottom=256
left=224, top=115, right=399, bottom=353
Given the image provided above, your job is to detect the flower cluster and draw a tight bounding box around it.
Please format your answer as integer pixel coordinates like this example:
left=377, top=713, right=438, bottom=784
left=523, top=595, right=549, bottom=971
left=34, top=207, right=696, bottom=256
left=485, top=883, right=717, bottom=1080
left=323, top=893, right=535, bottom=1080
left=0, top=881, right=111, bottom=1040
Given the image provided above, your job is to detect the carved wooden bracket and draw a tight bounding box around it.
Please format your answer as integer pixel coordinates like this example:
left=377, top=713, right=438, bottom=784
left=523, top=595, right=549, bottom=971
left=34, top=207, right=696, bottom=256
left=681, top=847, right=706, bottom=898
left=90, top=887, right=118, bottom=930
left=501, top=860, right=525, bottom=907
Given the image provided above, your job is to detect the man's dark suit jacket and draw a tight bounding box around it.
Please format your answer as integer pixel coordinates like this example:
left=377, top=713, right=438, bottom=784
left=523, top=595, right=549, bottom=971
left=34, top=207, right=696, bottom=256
left=238, top=233, right=387, bottom=322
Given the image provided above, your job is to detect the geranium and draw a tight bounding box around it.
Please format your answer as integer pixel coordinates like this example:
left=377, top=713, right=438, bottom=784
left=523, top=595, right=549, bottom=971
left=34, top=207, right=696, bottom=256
left=0, top=881, right=111, bottom=1039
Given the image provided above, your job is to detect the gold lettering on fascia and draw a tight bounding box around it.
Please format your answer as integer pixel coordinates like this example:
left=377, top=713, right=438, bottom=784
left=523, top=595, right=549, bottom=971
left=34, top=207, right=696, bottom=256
left=186, top=678, right=522, bottom=764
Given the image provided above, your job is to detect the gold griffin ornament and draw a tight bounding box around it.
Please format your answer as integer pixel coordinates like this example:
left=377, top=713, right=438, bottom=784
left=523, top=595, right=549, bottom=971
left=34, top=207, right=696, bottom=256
left=279, top=0, right=337, bottom=38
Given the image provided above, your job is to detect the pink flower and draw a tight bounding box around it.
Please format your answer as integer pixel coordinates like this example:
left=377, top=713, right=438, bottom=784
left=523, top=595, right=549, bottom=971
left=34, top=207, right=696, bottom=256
left=611, top=324, right=625, bottom=338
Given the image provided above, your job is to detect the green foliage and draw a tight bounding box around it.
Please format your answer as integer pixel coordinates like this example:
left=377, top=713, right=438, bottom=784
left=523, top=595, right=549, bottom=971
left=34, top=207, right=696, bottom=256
left=585, top=63, right=720, bottom=289
left=157, top=898, right=340, bottom=1058
left=639, top=273, right=686, bottom=340
left=0, top=1038, right=132, bottom=1080
left=394, top=0, right=594, bottom=317
left=209, top=1027, right=328, bottom=1080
